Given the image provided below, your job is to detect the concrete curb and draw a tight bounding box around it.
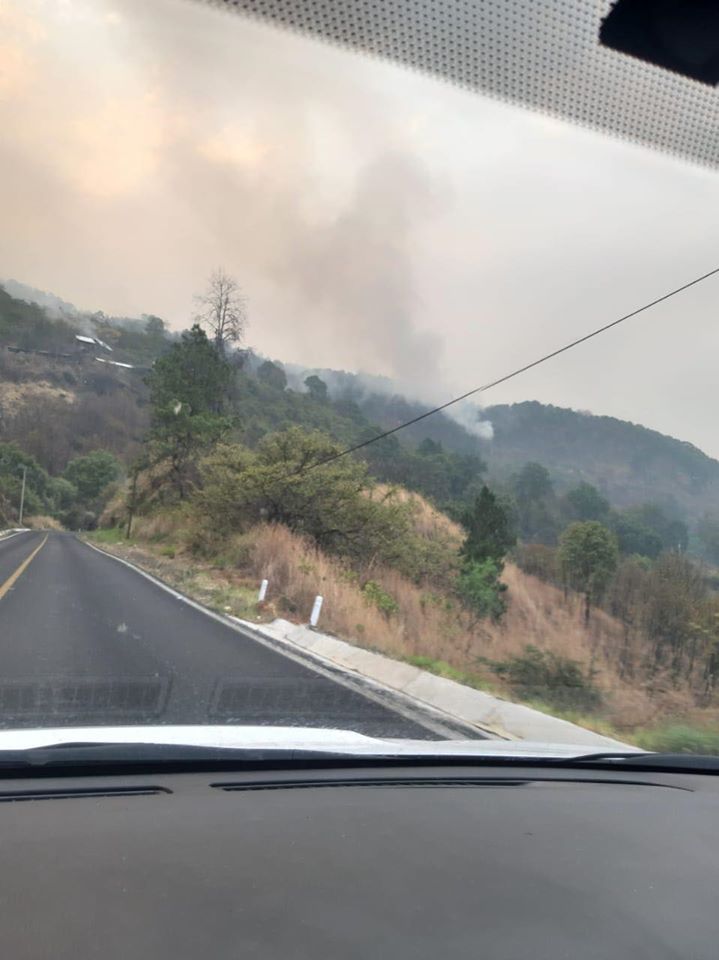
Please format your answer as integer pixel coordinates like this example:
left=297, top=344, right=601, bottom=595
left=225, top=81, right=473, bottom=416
left=245, top=619, right=633, bottom=749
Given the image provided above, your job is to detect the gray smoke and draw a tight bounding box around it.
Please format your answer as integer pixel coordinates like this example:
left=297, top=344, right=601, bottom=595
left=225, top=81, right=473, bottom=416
left=286, top=361, right=493, bottom=442
left=0, top=0, right=474, bottom=416
left=443, top=399, right=494, bottom=440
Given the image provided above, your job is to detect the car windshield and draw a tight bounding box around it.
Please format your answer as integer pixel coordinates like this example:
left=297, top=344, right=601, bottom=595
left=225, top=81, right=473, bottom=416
left=1, top=0, right=719, bottom=759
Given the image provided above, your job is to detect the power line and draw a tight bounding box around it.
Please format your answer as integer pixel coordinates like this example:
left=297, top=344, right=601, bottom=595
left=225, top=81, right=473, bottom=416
left=303, top=263, right=719, bottom=473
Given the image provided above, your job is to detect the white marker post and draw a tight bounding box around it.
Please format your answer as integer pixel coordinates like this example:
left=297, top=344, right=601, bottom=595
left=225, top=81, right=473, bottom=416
left=258, top=579, right=269, bottom=602
left=310, top=595, right=323, bottom=628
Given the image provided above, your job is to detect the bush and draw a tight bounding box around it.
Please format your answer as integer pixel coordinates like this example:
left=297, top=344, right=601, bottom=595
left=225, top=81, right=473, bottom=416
left=196, top=430, right=415, bottom=570
left=64, top=450, right=120, bottom=502
left=362, top=580, right=399, bottom=617
left=457, top=559, right=507, bottom=621
left=492, top=645, right=602, bottom=712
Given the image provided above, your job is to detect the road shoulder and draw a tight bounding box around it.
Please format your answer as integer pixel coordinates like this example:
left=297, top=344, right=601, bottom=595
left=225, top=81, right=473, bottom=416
left=82, top=535, right=630, bottom=748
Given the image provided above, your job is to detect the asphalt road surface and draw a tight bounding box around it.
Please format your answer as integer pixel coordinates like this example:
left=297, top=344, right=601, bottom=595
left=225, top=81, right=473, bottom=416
left=0, top=531, right=475, bottom=739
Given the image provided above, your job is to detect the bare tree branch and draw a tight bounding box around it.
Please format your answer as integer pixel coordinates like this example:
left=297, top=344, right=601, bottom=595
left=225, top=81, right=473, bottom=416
left=193, top=268, right=247, bottom=355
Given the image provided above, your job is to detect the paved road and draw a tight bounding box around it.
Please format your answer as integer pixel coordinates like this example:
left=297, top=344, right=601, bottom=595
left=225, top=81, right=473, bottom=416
left=0, top=531, right=470, bottom=738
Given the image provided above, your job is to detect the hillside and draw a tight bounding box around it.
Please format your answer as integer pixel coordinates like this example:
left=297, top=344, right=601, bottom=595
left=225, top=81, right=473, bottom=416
left=480, top=401, right=719, bottom=523
left=296, top=369, right=719, bottom=525
left=4, top=280, right=719, bottom=534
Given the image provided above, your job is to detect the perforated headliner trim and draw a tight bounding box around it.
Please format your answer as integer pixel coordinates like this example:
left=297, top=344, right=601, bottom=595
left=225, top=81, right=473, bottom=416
left=217, top=0, right=719, bottom=168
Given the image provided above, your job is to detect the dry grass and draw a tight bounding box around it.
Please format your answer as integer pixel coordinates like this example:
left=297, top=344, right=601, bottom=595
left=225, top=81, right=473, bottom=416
left=246, top=523, right=458, bottom=661
left=89, top=487, right=706, bottom=737
left=250, top=528, right=702, bottom=732
left=373, top=484, right=464, bottom=545
left=249, top=534, right=666, bottom=731
left=24, top=515, right=64, bottom=531
left=0, top=380, right=75, bottom=409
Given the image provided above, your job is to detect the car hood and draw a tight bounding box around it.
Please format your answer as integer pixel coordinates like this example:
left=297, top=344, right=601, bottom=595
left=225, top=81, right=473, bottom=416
left=0, top=725, right=643, bottom=758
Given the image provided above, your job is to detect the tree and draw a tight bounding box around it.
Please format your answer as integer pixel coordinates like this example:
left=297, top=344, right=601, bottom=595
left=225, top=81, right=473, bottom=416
left=145, top=325, right=232, bottom=497
left=195, top=428, right=413, bottom=566
left=461, top=486, right=515, bottom=566
left=513, top=462, right=559, bottom=544
left=147, top=325, right=231, bottom=417
left=64, top=450, right=120, bottom=503
left=48, top=477, right=78, bottom=512
left=144, top=315, right=165, bottom=338
left=0, top=443, right=49, bottom=520
left=643, top=552, right=706, bottom=679
left=609, top=511, right=663, bottom=559
left=193, top=269, right=247, bottom=355
left=457, top=559, right=507, bottom=622
left=624, top=503, right=688, bottom=553
left=565, top=482, right=610, bottom=522
left=456, top=487, right=514, bottom=623
left=304, top=375, right=328, bottom=403
left=143, top=315, right=167, bottom=353
left=257, top=360, right=287, bottom=391
left=515, top=462, right=553, bottom=503
left=559, top=521, right=618, bottom=624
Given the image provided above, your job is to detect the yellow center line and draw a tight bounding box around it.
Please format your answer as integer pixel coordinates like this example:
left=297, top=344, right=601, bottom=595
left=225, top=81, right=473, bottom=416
left=0, top=535, right=48, bottom=600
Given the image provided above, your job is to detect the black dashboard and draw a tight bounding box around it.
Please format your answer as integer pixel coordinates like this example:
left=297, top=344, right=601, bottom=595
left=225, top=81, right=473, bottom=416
left=1, top=761, right=716, bottom=958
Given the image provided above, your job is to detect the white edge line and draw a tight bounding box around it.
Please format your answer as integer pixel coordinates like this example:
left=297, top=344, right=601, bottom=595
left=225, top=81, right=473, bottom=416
left=0, top=530, right=34, bottom=546
left=80, top=537, right=486, bottom=740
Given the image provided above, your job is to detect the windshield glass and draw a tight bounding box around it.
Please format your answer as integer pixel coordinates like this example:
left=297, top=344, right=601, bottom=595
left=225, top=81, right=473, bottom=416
left=1, top=0, right=719, bottom=757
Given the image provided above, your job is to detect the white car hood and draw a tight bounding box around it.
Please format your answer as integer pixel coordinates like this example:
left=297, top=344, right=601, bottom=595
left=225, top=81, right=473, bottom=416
left=0, top=725, right=642, bottom=758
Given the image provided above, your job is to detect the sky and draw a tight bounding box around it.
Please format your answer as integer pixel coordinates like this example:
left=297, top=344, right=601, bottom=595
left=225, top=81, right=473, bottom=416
left=2, top=0, right=719, bottom=455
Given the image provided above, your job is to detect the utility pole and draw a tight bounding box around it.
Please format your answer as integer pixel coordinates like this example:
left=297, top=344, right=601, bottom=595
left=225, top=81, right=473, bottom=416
left=125, top=466, right=139, bottom=540
left=18, top=466, right=27, bottom=527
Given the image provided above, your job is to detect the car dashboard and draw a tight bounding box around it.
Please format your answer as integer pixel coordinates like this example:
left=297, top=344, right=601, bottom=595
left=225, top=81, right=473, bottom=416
left=1, top=760, right=716, bottom=959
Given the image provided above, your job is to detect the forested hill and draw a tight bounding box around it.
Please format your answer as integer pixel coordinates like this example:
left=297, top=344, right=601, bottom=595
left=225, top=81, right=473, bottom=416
left=3, top=279, right=719, bottom=530
left=479, top=402, right=719, bottom=522
left=313, top=373, right=719, bottom=524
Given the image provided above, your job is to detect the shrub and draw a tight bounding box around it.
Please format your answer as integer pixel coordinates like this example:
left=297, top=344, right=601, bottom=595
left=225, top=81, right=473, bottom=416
left=196, top=430, right=417, bottom=571
left=362, top=580, right=399, bottom=617
left=492, top=645, right=602, bottom=712
left=457, top=559, right=507, bottom=621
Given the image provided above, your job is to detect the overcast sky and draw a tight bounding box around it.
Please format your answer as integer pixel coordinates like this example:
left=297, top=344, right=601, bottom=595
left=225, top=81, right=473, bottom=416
left=2, top=0, right=719, bottom=455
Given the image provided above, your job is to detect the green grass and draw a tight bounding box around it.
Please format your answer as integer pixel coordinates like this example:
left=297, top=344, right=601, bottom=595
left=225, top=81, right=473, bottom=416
left=634, top=724, right=719, bottom=755
left=402, top=655, right=489, bottom=691
left=518, top=706, right=719, bottom=754
left=203, top=583, right=261, bottom=620
left=87, top=527, right=131, bottom=545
